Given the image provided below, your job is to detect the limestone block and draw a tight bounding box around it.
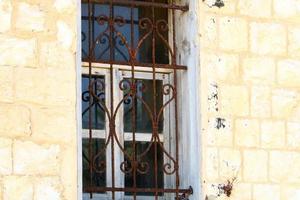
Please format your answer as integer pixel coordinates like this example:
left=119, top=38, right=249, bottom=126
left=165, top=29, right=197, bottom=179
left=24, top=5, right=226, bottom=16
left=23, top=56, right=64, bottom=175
left=273, top=0, right=300, bottom=18
left=0, top=104, right=31, bottom=137
left=287, top=122, right=300, bottom=149
left=13, top=140, right=60, bottom=175
left=243, top=150, right=268, bottom=182
left=219, top=148, right=241, bottom=179
left=238, top=0, right=272, bottom=17
left=0, top=0, right=12, bottom=33
left=201, top=15, right=218, bottom=48
left=251, top=86, right=271, bottom=118
left=288, top=26, right=300, bottom=57
left=219, top=85, right=249, bottom=116
left=270, top=151, right=300, bottom=183
left=35, top=177, right=61, bottom=200
left=219, top=17, right=248, bottom=51
left=282, top=186, right=300, bottom=200
left=0, top=138, right=12, bottom=175
left=206, top=147, right=219, bottom=181
left=203, top=0, right=237, bottom=14
left=272, top=89, right=298, bottom=118
left=3, top=176, right=33, bottom=200
left=15, top=2, right=45, bottom=32
left=242, top=57, right=275, bottom=84
left=31, top=106, right=76, bottom=143
left=250, top=23, right=286, bottom=55
left=204, top=53, right=239, bottom=82
left=54, top=0, right=76, bottom=13
left=39, top=42, right=75, bottom=69
left=235, top=119, right=259, bottom=147
left=206, top=117, right=233, bottom=146
left=57, top=20, right=74, bottom=50
left=253, top=184, right=280, bottom=200
left=0, top=66, right=13, bottom=102
left=0, top=36, right=36, bottom=67
left=278, top=60, right=300, bottom=87
left=229, top=183, right=251, bottom=200
left=261, top=120, right=285, bottom=148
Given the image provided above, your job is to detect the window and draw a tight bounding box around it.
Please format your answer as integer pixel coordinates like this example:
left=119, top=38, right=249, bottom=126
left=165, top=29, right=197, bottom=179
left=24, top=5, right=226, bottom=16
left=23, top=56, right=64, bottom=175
left=81, top=0, right=192, bottom=199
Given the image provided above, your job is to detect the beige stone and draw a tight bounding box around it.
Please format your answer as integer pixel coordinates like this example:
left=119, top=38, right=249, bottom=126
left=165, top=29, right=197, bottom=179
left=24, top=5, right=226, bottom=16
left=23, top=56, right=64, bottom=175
left=251, top=86, right=271, bottom=118
left=219, top=17, right=248, bottom=51
left=0, top=0, right=12, bottom=33
left=243, top=150, right=268, bottom=182
left=57, top=20, right=74, bottom=50
left=201, top=15, right=218, bottom=48
left=219, top=148, right=241, bottom=180
left=0, top=137, right=12, bottom=175
left=282, top=186, right=300, bottom=200
left=278, top=60, right=300, bottom=87
left=270, top=151, right=300, bottom=183
left=235, top=119, right=259, bottom=147
left=0, top=104, right=31, bottom=137
left=242, top=57, right=275, bottom=84
left=273, top=0, right=300, bottom=18
left=15, top=2, right=45, bottom=32
left=54, top=0, right=76, bottom=13
left=0, top=36, right=37, bottom=67
left=206, top=147, right=219, bottom=181
left=35, top=177, right=61, bottom=200
left=238, top=0, right=272, bottom=17
left=31, top=106, right=76, bottom=143
left=288, top=26, right=300, bottom=57
left=39, top=42, right=75, bottom=69
left=287, top=122, right=300, bottom=148
left=230, top=183, right=252, bottom=200
left=253, top=184, right=280, bottom=200
left=250, top=23, right=286, bottom=55
left=13, top=140, right=60, bottom=175
left=219, top=85, right=249, bottom=116
left=204, top=53, right=239, bottom=82
left=272, top=89, right=298, bottom=118
left=206, top=117, right=233, bottom=147
left=0, top=66, right=13, bottom=102
left=3, top=176, right=33, bottom=200
left=261, top=120, right=285, bottom=148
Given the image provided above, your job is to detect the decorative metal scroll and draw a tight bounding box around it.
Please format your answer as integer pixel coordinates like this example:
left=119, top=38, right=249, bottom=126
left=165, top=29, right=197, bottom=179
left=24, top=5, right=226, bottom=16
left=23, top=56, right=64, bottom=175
left=82, top=0, right=192, bottom=199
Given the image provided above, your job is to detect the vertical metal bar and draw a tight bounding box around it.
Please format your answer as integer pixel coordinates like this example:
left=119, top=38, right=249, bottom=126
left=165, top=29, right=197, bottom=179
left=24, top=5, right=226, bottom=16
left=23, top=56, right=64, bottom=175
left=109, top=1, right=115, bottom=199
left=88, top=0, right=93, bottom=198
left=151, top=2, right=158, bottom=199
left=130, top=3, right=137, bottom=200
left=171, top=2, right=180, bottom=199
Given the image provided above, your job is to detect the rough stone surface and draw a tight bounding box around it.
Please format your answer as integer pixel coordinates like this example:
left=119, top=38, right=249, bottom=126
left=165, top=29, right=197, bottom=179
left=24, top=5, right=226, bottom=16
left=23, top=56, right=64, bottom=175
left=0, top=0, right=12, bottom=33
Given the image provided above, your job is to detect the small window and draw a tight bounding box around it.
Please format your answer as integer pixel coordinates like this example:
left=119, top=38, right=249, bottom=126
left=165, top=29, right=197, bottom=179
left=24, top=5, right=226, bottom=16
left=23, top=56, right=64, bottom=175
left=81, top=0, right=191, bottom=199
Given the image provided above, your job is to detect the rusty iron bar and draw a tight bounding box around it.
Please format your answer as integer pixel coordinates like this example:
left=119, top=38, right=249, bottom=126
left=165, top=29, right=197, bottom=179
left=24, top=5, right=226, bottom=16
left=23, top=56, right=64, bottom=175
left=84, top=0, right=189, bottom=11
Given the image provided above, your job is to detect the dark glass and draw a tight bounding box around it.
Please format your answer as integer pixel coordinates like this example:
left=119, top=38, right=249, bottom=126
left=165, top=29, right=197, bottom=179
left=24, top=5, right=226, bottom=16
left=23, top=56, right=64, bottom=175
left=82, top=139, right=106, bottom=191
left=123, top=79, right=163, bottom=133
left=82, top=75, right=106, bottom=130
left=81, top=0, right=169, bottom=64
left=124, top=141, right=164, bottom=196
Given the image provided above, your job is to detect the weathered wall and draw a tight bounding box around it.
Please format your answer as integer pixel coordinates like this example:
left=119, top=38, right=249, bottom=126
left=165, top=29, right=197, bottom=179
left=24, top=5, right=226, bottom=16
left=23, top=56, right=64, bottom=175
left=200, top=0, right=300, bottom=200
left=0, top=0, right=78, bottom=199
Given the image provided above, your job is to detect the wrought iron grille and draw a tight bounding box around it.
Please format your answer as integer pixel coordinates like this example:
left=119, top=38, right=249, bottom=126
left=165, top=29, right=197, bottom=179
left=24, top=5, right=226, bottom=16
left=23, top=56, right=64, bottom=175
left=81, top=0, right=192, bottom=199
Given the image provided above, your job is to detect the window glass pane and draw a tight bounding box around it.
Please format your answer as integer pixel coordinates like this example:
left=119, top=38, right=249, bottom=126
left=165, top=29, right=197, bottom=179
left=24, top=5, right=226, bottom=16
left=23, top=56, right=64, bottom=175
left=81, top=0, right=169, bottom=64
left=124, top=141, right=164, bottom=196
left=82, top=138, right=106, bottom=191
left=123, top=79, right=163, bottom=133
left=82, top=75, right=106, bottom=130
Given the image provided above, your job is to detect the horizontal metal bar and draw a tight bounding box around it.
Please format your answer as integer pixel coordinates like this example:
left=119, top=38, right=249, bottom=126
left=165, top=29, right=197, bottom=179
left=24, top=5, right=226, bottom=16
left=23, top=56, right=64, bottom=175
left=82, top=59, right=187, bottom=70
left=83, top=0, right=189, bottom=11
left=84, top=186, right=193, bottom=194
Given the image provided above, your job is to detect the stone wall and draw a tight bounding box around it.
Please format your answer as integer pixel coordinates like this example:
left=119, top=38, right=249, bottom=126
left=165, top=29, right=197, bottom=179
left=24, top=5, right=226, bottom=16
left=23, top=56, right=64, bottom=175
left=0, top=0, right=78, bottom=199
left=200, top=0, right=300, bottom=200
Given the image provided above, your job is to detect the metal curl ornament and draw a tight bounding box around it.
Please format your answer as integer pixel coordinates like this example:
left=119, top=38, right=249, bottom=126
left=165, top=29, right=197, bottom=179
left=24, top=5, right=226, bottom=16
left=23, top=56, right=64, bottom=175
left=114, top=16, right=126, bottom=27
left=156, top=19, right=169, bottom=33
left=138, top=17, right=153, bottom=31
left=119, top=79, right=132, bottom=92
left=120, top=161, right=133, bottom=174
left=96, top=15, right=109, bottom=25
left=137, top=161, right=150, bottom=174
left=162, top=84, right=175, bottom=96
left=93, top=159, right=106, bottom=174
left=163, top=162, right=176, bottom=175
